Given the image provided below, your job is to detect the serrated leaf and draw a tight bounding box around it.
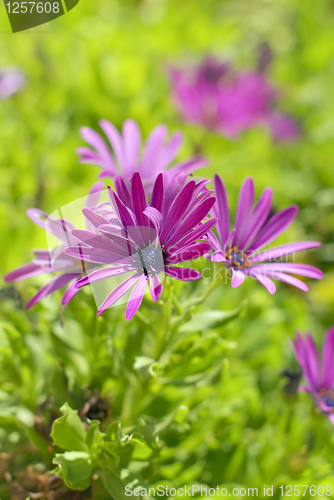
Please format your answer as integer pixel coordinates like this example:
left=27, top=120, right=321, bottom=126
left=53, top=451, right=93, bottom=491
left=51, top=403, right=88, bottom=452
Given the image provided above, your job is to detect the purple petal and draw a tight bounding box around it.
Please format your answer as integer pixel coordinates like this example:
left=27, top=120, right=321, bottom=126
left=125, top=274, right=148, bottom=320
left=247, top=263, right=323, bottom=279
left=140, top=125, right=167, bottom=175
left=97, top=273, right=141, bottom=315
left=231, top=269, right=246, bottom=288
left=159, top=180, right=195, bottom=243
left=244, top=268, right=276, bottom=294
left=114, top=176, right=132, bottom=208
left=239, top=188, right=273, bottom=250
left=99, top=119, right=126, bottom=171
left=108, top=187, right=137, bottom=230
left=321, top=327, right=334, bottom=389
left=131, top=172, right=147, bottom=226
left=305, top=333, right=320, bottom=389
left=247, top=205, right=298, bottom=252
left=232, top=177, right=254, bottom=247
left=328, top=414, right=334, bottom=426
left=156, top=131, right=183, bottom=170
left=169, top=156, right=210, bottom=176
left=4, top=263, right=47, bottom=282
left=149, top=273, right=163, bottom=302
left=122, top=119, right=141, bottom=175
left=264, top=271, right=308, bottom=292
left=65, top=245, right=118, bottom=264
left=76, top=265, right=136, bottom=289
left=249, top=241, right=322, bottom=263
left=26, top=272, right=79, bottom=309
left=62, top=279, right=81, bottom=306
left=143, top=207, right=162, bottom=232
left=164, top=266, right=201, bottom=281
left=164, top=197, right=216, bottom=248
left=267, top=112, right=300, bottom=142
left=167, top=219, right=217, bottom=254
left=211, top=250, right=226, bottom=263
left=151, top=173, right=164, bottom=213
left=207, top=230, right=221, bottom=252
left=26, top=208, right=49, bottom=230
left=82, top=208, right=110, bottom=230
left=165, top=242, right=211, bottom=264
left=79, top=126, right=116, bottom=173
left=212, top=175, right=229, bottom=246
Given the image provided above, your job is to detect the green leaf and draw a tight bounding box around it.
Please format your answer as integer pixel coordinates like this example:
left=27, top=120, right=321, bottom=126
left=179, top=300, right=247, bottom=333
left=53, top=451, right=93, bottom=491
left=98, top=462, right=129, bottom=500
left=86, top=419, right=105, bottom=453
left=133, top=356, right=161, bottom=378
left=51, top=403, right=88, bottom=452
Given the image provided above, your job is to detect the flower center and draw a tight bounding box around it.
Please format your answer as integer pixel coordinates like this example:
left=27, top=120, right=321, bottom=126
left=225, top=247, right=249, bottom=270
left=134, top=244, right=165, bottom=277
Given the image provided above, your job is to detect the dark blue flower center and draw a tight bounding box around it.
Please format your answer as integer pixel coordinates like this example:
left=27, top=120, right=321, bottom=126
left=225, top=247, right=249, bottom=270
left=134, top=245, right=165, bottom=277
left=324, top=396, right=334, bottom=407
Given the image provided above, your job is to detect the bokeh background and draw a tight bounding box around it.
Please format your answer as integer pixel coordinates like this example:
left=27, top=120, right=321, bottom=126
left=0, top=0, right=334, bottom=498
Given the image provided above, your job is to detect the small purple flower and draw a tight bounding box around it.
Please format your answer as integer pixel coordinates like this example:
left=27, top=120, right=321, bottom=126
left=210, top=175, right=323, bottom=293
left=0, top=68, right=25, bottom=99
left=76, top=119, right=208, bottom=189
left=4, top=182, right=104, bottom=309
left=291, top=327, right=334, bottom=425
left=169, top=57, right=300, bottom=142
left=65, top=172, right=216, bottom=320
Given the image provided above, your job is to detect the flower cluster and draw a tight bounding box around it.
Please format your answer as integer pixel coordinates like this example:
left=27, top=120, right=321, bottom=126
left=5, top=117, right=322, bottom=320
left=169, top=57, right=300, bottom=142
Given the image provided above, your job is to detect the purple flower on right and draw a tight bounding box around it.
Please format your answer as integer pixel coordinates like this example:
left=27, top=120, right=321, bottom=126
left=169, top=57, right=300, bottom=142
left=210, top=175, right=323, bottom=293
left=292, top=328, right=334, bottom=425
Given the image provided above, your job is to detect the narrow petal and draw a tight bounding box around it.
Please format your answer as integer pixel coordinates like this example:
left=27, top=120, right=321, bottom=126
left=61, top=279, right=80, bottom=306
left=151, top=173, right=164, bottom=213
left=247, top=263, right=323, bottom=280
left=114, top=176, right=132, bottom=208
left=165, top=242, right=211, bottom=264
left=211, top=250, right=226, bottom=263
left=140, top=125, right=167, bottom=175
left=305, top=333, right=320, bottom=389
left=265, top=271, right=308, bottom=292
left=125, top=274, right=148, bottom=320
left=159, top=180, right=195, bottom=243
left=131, top=172, right=147, bottom=226
left=122, top=119, right=141, bottom=175
left=5, top=263, right=47, bottom=282
left=248, top=205, right=298, bottom=252
left=244, top=268, right=276, bottom=294
left=143, top=207, right=162, bottom=232
left=79, top=127, right=116, bottom=173
left=97, top=273, right=141, bottom=315
left=26, top=208, right=49, bottom=230
left=249, top=241, right=322, bottom=264
left=82, top=208, right=110, bottom=230
left=167, top=219, right=217, bottom=254
left=164, top=266, right=201, bottom=281
left=99, top=119, right=125, bottom=171
left=75, top=265, right=136, bottom=288
left=26, top=272, right=79, bottom=309
left=231, top=269, right=246, bottom=288
left=65, top=245, right=118, bottom=264
left=232, top=177, right=254, bottom=246
left=149, top=273, right=163, bottom=302
left=239, top=188, right=273, bottom=250
left=321, top=327, right=334, bottom=389
left=157, top=131, right=183, bottom=170
left=212, top=175, right=229, bottom=246
left=328, top=414, right=334, bottom=426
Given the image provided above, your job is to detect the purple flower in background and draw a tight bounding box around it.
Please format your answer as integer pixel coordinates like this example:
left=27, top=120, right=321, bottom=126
left=76, top=119, right=208, bottom=189
left=4, top=182, right=104, bottom=309
left=291, top=328, right=334, bottom=425
left=210, top=175, right=323, bottom=293
left=0, top=68, right=25, bottom=99
left=169, top=57, right=299, bottom=142
left=65, top=172, right=216, bottom=320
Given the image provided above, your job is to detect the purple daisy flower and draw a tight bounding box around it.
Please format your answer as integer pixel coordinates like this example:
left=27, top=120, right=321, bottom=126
left=291, top=327, right=334, bottom=426
left=4, top=182, right=104, bottom=309
left=65, top=172, right=216, bottom=320
left=76, top=119, right=208, bottom=189
left=210, top=175, right=323, bottom=293
left=0, top=68, right=25, bottom=99
left=169, top=57, right=300, bottom=142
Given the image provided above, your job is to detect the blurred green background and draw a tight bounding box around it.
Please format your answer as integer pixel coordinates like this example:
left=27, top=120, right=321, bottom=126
left=0, top=0, right=334, bottom=498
